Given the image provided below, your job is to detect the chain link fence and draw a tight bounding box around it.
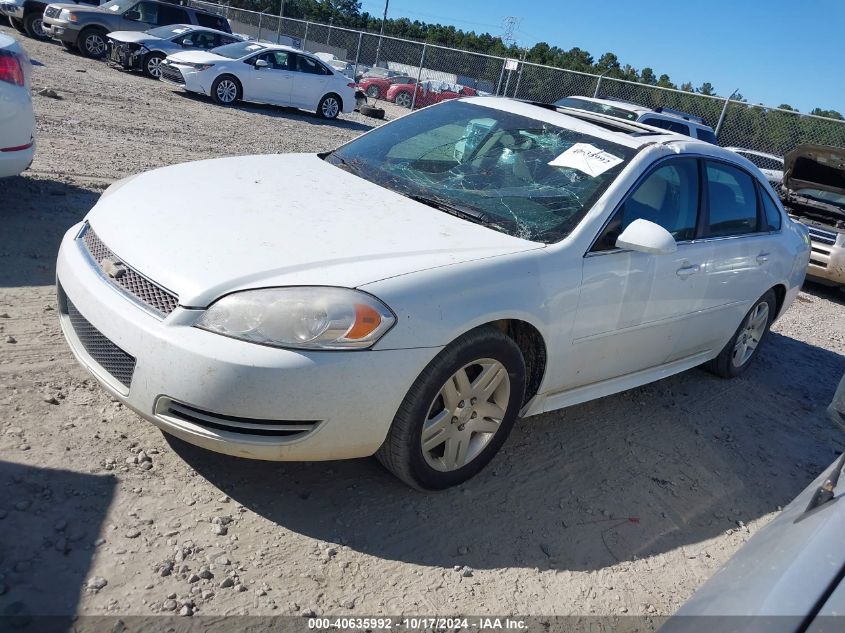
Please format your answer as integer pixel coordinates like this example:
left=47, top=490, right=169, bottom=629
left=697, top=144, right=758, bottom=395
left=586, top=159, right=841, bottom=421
left=187, top=0, right=845, bottom=157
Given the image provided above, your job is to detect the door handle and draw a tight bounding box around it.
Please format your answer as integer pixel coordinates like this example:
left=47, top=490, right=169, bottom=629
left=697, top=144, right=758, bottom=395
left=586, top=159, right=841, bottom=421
left=676, top=263, right=700, bottom=278
left=756, top=251, right=770, bottom=264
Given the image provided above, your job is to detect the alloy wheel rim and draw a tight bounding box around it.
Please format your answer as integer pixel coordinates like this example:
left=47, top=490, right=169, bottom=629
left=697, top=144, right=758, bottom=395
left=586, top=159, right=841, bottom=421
left=147, top=57, right=163, bottom=78
left=367, top=86, right=379, bottom=97
left=86, top=34, right=105, bottom=55
left=421, top=359, right=510, bottom=472
left=732, top=301, right=769, bottom=367
left=322, top=97, right=339, bottom=118
left=396, top=93, right=411, bottom=107
left=32, top=18, right=44, bottom=37
left=217, top=80, right=237, bottom=103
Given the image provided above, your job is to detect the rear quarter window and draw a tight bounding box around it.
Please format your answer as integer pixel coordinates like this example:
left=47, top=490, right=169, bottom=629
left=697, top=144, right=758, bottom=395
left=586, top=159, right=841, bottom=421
left=759, top=185, right=783, bottom=230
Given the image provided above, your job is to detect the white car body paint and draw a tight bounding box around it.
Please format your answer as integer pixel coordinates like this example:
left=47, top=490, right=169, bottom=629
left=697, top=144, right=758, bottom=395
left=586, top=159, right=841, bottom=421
left=161, top=43, right=355, bottom=114
left=56, top=97, right=810, bottom=463
left=0, top=33, right=34, bottom=178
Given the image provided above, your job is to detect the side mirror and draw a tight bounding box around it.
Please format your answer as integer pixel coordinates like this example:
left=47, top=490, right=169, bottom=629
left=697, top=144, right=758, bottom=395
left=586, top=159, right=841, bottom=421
left=123, top=9, right=140, bottom=20
left=254, top=58, right=269, bottom=69
left=615, top=218, right=677, bottom=255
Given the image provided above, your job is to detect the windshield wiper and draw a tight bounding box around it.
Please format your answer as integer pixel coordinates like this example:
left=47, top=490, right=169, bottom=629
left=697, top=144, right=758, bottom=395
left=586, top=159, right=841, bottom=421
left=403, top=193, right=495, bottom=227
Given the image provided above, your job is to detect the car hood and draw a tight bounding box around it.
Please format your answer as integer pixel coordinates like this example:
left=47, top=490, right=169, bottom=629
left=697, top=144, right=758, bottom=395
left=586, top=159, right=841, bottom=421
left=783, top=144, right=845, bottom=196
left=87, top=154, right=542, bottom=307
left=107, top=30, right=162, bottom=44
left=166, top=49, right=228, bottom=64
left=47, top=4, right=108, bottom=15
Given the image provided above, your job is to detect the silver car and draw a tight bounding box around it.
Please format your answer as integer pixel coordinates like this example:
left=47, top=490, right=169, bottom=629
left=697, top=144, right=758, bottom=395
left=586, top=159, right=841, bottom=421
left=107, top=24, right=242, bottom=79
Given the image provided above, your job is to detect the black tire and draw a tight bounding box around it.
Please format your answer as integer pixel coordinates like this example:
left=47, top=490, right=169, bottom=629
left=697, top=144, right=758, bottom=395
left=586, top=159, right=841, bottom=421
left=23, top=12, right=49, bottom=40
left=376, top=326, right=526, bottom=490
left=366, top=85, right=379, bottom=98
left=705, top=289, right=777, bottom=379
left=317, top=93, right=342, bottom=119
left=210, top=75, right=241, bottom=105
left=10, top=17, right=27, bottom=34
left=61, top=40, right=78, bottom=52
left=79, top=28, right=108, bottom=58
left=359, top=104, right=385, bottom=119
left=142, top=52, right=166, bottom=79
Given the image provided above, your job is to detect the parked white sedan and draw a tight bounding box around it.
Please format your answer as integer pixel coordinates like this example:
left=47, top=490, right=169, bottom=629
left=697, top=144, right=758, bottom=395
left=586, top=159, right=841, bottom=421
left=0, top=32, right=34, bottom=178
left=56, top=98, right=810, bottom=489
left=159, top=41, right=356, bottom=118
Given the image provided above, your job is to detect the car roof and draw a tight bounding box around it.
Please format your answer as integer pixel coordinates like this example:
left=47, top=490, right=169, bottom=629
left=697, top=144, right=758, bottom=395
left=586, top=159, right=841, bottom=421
left=565, top=95, right=713, bottom=130
left=155, top=23, right=231, bottom=35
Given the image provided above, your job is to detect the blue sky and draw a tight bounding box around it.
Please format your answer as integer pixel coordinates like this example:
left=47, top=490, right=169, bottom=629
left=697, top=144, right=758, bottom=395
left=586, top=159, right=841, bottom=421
left=358, top=0, right=844, bottom=113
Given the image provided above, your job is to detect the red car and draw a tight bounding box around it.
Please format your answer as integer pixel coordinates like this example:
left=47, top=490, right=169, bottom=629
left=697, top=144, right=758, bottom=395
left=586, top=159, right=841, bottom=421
left=386, top=80, right=479, bottom=109
left=357, top=75, right=415, bottom=99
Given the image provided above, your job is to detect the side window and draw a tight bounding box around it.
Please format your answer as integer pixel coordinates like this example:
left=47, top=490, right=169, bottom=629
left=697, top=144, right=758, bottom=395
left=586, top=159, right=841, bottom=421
left=704, top=161, right=761, bottom=237
left=696, top=128, right=718, bottom=144
left=219, top=35, right=239, bottom=46
left=640, top=117, right=691, bottom=136
left=271, top=51, right=291, bottom=70
left=592, top=158, right=700, bottom=252
left=131, top=2, right=159, bottom=24
left=191, top=32, right=217, bottom=49
left=758, top=185, right=782, bottom=231
left=295, top=54, right=329, bottom=75
left=196, top=14, right=230, bottom=33
left=157, top=6, right=189, bottom=25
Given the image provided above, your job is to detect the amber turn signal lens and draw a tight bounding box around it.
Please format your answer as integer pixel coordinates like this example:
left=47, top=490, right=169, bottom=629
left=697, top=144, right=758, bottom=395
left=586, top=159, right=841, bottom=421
left=346, top=304, right=383, bottom=340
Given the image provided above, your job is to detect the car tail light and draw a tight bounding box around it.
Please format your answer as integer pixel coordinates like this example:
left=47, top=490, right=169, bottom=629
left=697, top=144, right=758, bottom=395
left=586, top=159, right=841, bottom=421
left=0, top=51, right=24, bottom=87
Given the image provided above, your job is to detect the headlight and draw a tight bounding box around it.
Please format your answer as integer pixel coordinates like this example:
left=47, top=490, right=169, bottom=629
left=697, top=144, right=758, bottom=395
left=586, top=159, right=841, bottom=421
left=186, top=62, right=214, bottom=71
left=59, top=9, right=77, bottom=22
left=196, top=287, right=396, bottom=350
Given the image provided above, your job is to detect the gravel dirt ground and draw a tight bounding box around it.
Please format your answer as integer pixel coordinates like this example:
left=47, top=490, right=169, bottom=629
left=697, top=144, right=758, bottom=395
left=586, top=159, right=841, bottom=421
left=1, top=26, right=845, bottom=623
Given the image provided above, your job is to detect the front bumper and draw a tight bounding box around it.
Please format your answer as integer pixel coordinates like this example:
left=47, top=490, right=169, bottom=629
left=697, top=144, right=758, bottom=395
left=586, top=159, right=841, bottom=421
left=107, top=40, right=145, bottom=71
left=797, top=221, right=845, bottom=286
left=159, top=61, right=211, bottom=95
left=0, top=4, right=24, bottom=19
left=42, top=17, right=79, bottom=44
left=56, top=223, right=440, bottom=461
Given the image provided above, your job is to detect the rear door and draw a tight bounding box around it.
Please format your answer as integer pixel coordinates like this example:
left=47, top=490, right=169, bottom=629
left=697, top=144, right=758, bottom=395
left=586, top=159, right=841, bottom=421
left=288, top=53, right=332, bottom=109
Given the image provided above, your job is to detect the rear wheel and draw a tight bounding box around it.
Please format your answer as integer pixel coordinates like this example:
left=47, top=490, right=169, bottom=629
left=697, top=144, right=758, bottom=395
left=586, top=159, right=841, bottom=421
left=394, top=91, right=412, bottom=108
left=317, top=93, right=341, bottom=119
left=211, top=75, right=240, bottom=105
left=376, top=326, right=525, bottom=490
left=23, top=13, right=48, bottom=40
left=142, top=52, right=165, bottom=79
left=79, top=28, right=108, bottom=58
left=705, top=289, right=777, bottom=378
left=10, top=17, right=27, bottom=34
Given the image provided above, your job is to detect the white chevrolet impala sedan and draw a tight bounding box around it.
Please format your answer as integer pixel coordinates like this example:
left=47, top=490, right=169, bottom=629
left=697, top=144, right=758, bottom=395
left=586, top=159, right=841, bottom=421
left=56, top=98, right=810, bottom=489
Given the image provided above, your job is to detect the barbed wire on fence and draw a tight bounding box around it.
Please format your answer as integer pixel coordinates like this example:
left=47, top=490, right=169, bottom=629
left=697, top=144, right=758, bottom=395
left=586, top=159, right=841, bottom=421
left=186, top=0, right=845, bottom=156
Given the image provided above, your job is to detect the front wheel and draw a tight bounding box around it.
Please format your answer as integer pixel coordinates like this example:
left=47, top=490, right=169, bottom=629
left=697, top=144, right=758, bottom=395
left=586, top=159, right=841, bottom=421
left=705, top=289, right=777, bottom=378
left=142, top=52, right=165, bottom=79
left=376, top=326, right=526, bottom=490
left=394, top=91, right=412, bottom=108
left=23, top=13, right=48, bottom=40
left=79, top=28, right=107, bottom=58
left=317, top=93, right=341, bottom=119
left=366, top=85, right=380, bottom=98
left=211, top=75, right=240, bottom=105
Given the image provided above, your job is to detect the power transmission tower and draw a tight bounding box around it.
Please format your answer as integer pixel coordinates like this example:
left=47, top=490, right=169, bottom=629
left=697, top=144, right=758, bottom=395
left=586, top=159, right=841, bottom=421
left=501, top=16, right=520, bottom=48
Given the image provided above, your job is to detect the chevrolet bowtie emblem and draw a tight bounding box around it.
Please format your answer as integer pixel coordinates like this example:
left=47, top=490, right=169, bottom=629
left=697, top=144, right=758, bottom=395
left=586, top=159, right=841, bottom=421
left=101, top=258, right=127, bottom=279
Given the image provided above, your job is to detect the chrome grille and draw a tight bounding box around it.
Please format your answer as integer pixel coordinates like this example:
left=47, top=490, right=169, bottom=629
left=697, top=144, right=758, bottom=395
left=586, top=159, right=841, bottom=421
left=806, top=225, right=838, bottom=246
left=159, top=64, right=185, bottom=85
left=44, top=6, right=60, bottom=17
left=66, top=297, right=136, bottom=389
left=80, top=225, right=179, bottom=317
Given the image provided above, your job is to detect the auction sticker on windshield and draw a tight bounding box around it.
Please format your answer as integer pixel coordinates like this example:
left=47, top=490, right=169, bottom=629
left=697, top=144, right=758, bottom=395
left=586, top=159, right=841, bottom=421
left=549, top=143, right=624, bottom=176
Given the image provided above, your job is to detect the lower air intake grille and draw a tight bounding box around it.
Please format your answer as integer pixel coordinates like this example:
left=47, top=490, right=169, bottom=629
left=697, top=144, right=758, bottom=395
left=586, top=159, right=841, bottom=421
left=160, top=64, right=186, bottom=85
left=66, top=298, right=137, bottom=389
left=160, top=399, right=319, bottom=438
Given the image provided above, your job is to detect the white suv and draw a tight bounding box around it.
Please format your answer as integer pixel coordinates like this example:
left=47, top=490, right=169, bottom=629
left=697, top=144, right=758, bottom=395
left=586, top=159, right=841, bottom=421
left=554, top=95, right=719, bottom=144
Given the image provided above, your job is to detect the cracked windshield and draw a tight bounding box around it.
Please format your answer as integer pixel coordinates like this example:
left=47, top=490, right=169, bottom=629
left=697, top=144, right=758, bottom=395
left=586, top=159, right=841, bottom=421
left=326, top=100, right=636, bottom=242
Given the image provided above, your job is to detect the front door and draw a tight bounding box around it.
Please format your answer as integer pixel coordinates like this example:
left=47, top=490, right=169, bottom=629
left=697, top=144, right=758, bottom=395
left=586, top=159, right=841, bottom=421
left=568, top=157, right=709, bottom=387
left=242, top=51, right=293, bottom=104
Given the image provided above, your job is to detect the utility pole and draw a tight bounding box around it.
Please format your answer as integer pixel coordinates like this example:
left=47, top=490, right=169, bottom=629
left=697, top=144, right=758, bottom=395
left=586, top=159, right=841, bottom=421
left=374, top=0, right=389, bottom=69
left=278, top=0, right=284, bottom=18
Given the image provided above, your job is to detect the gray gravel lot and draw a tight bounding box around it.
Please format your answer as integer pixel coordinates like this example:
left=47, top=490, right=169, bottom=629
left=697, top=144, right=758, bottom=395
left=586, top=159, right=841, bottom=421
left=1, top=26, right=845, bottom=621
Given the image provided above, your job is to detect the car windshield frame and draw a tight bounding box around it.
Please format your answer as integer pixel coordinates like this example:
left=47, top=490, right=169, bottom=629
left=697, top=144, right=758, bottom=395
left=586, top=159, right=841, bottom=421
left=325, top=100, right=638, bottom=244
left=553, top=97, right=640, bottom=122
left=210, top=41, right=267, bottom=59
